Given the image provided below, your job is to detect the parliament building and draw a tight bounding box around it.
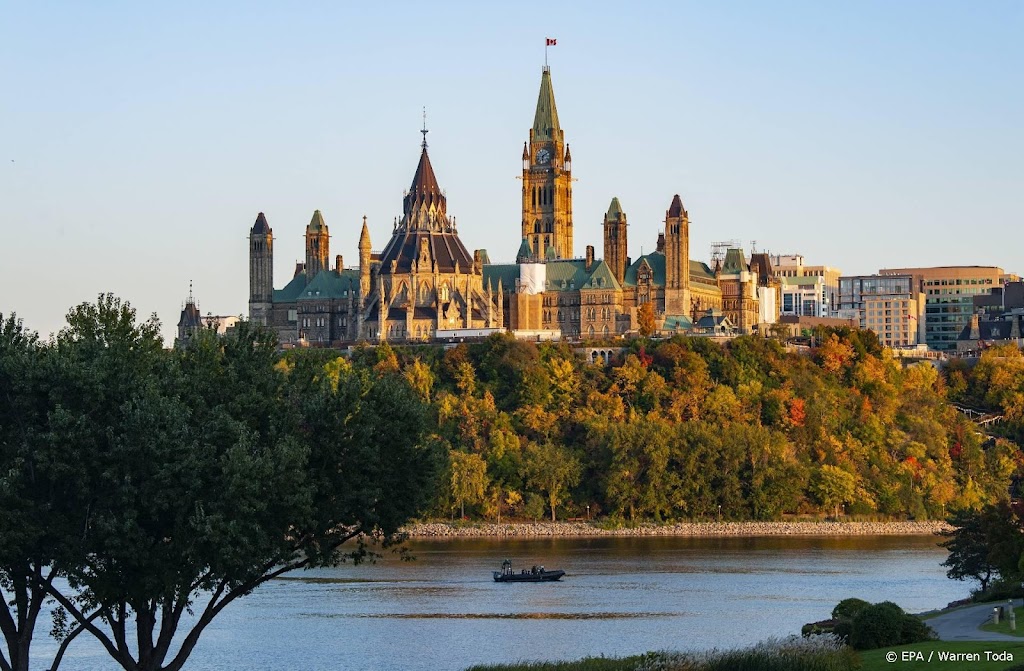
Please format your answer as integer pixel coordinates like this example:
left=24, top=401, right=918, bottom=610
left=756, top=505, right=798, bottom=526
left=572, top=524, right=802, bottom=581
left=247, top=66, right=778, bottom=345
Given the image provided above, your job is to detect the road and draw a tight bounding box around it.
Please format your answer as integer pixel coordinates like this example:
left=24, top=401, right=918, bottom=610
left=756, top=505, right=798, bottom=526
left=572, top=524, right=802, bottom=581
left=926, top=600, right=1023, bottom=641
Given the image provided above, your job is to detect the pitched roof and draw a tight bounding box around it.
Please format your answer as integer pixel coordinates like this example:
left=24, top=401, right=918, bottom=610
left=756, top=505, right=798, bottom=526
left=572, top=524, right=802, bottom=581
left=251, top=212, right=271, bottom=234
left=532, top=67, right=561, bottom=141
left=273, top=274, right=308, bottom=302
left=405, top=146, right=446, bottom=213
left=516, top=238, right=533, bottom=262
left=482, top=264, right=519, bottom=291
left=377, top=227, right=476, bottom=276
left=749, top=252, right=775, bottom=284
left=721, top=248, right=749, bottom=274
left=667, top=194, right=686, bottom=218
left=177, top=301, right=202, bottom=328
left=605, top=197, right=624, bottom=221
left=583, top=260, right=622, bottom=291
left=307, top=210, right=327, bottom=232
left=623, top=252, right=666, bottom=287
left=958, top=315, right=1024, bottom=342
left=296, top=269, right=361, bottom=301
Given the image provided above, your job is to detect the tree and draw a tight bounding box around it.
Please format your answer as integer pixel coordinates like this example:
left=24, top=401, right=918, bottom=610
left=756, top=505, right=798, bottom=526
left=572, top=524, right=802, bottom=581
left=43, top=302, right=439, bottom=671
left=938, top=504, right=1024, bottom=594
left=521, top=442, right=582, bottom=521
left=449, top=451, right=488, bottom=519
left=0, top=313, right=98, bottom=671
left=811, top=465, right=856, bottom=517
left=637, top=301, right=656, bottom=338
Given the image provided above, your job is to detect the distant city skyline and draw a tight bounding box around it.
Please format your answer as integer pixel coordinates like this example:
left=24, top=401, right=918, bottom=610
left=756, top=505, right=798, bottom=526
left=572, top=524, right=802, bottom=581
left=1, top=2, right=1021, bottom=342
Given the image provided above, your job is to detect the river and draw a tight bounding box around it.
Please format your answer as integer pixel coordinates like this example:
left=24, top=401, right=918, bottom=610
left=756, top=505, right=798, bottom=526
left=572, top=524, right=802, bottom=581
left=38, top=535, right=962, bottom=671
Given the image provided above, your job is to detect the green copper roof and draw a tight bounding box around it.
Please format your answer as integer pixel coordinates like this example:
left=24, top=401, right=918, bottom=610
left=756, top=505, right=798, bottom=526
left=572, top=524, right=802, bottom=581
left=583, top=260, right=622, bottom=291
left=623, top=253, right=666, bottom=287
left=532, top=67, right=561, bottom=141
left=482, top=264, right=519, bottom=292
left=721, top=248, right=748, bottom=274
left=307, top=209, right=327, bottom=232
left=544, top=245, right=558, bottom=261
left=516, top=238, right=533, bottom=262
left=689, top=260, right=718, bottom=283
left=605, top=197, right=624, bottom=220
left=296, top=269, right=360, bottom=301
left=273, top=274, right=309, bottom=302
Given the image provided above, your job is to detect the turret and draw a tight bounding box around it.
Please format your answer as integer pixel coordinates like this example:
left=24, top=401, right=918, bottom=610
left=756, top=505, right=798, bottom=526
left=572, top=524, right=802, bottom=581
left=602, top=197, right=628, bottom=284
left=359, top=215, right=372, bottom=298
left=305, top=210, right=330, bottom=279
left=664, top=194, right=690, bottom=316
left=248, top=212, right=274, bottom=326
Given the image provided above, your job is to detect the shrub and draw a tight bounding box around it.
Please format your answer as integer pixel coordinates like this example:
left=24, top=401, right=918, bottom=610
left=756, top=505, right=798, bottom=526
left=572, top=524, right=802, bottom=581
left=972, top=578, right=1024, bottom=603
left=831, top=598, right=871, bottom=621
left=848, top=601, right=932, bottom=650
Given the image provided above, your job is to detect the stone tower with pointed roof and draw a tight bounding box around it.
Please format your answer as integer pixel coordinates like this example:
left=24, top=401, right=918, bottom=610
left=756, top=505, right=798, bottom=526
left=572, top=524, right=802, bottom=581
left=360, top=135, right=499, bottom=341
left=359, top=216, right=372, bottom=298
left=521, top=66, right=573, bottom=260
left=249, top=212, right=274, bottom=326
left=663, top=194, right=691, bottom=316
left=603, top=197, right=628, bottom=285
left=305, top=210, right=330, bottom=279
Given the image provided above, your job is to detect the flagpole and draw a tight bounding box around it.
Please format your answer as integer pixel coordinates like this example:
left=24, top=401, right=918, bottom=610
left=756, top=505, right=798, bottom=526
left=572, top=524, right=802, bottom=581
left=545, top=39, right=548, bottom=68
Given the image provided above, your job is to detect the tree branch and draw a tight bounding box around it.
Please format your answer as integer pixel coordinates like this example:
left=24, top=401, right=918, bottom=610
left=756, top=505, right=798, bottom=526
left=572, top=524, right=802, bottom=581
left=42, top=588, right=126, bottom=669
left=49, top=609, right=101, bottom=671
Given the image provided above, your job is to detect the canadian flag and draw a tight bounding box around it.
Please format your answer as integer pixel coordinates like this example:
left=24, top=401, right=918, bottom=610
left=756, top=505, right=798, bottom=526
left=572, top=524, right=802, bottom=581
left=546, top=38, right=557, bottom=46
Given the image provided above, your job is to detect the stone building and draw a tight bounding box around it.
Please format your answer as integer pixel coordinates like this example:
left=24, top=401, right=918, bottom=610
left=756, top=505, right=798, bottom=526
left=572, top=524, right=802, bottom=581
left=247, top=64, right=776, bottom=344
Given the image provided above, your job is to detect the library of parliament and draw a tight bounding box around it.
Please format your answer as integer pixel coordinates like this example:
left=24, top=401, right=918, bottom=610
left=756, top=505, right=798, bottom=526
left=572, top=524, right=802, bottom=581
left=246, top=66, right=775, bottom=344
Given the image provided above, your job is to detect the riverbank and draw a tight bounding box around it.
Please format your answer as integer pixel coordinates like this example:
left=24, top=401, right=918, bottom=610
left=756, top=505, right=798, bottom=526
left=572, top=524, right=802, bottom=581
left=403, top=520, right=951, bottom=538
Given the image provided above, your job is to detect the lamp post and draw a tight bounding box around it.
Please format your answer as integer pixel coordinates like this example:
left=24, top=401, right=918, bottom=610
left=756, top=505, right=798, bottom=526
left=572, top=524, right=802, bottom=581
left=586, top=505, right=590, bottom=521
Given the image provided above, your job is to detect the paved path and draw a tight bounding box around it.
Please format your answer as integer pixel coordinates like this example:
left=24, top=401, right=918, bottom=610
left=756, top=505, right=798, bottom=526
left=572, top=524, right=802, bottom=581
left=927, top=601, right=1024, bottom=641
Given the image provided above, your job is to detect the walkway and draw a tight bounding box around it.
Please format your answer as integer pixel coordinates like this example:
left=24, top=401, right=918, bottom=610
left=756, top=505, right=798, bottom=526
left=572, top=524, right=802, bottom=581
left=926, top=600, right=1023, bottom=642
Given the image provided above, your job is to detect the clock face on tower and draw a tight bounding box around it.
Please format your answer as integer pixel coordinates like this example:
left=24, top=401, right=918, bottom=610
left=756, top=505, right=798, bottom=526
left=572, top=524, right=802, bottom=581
left=536, top=148, right=551, bottom=165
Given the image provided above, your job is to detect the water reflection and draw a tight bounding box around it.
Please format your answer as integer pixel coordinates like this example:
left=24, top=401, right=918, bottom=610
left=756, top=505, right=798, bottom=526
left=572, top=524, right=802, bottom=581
left=40, top=535, right=958, bottom=671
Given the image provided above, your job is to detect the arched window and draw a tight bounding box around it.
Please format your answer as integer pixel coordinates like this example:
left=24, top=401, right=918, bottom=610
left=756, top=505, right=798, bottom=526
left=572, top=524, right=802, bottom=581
left=587, top=325, right=595, bottom=338
left=602, top=325, right=609, bottom=337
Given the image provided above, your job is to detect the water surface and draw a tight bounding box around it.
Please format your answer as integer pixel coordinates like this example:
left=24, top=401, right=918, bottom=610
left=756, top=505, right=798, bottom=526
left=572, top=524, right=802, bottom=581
left=41, top=535, right=961, bottom=671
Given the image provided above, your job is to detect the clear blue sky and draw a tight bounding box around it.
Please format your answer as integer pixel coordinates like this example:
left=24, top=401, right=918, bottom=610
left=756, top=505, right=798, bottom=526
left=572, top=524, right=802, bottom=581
left=2, top=1, right=1021, bottom=342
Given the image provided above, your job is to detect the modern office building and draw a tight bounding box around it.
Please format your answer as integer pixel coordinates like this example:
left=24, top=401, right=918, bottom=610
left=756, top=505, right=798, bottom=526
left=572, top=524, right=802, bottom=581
left=769, top=254, right=841, bottom=317
left=838, top=274, right=926, bottom=348
left=879, top=266, right=1007, bottom=352
left=779, top=275, right=829, bottom=318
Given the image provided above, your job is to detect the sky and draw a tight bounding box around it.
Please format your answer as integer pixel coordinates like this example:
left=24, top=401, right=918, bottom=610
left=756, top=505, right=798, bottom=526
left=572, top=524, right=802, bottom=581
left=1, top=1, right=1022, bottom=343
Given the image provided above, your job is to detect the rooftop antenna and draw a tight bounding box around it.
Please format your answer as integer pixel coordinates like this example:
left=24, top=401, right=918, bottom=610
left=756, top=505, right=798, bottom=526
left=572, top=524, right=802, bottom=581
left=421, top=107, right=428, bottom=150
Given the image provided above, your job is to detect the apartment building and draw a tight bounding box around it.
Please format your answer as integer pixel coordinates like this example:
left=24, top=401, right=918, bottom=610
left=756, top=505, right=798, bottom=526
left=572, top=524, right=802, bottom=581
left=837, top=274, right=926, bottom=348
left=770, top=254, right=841, bottom=317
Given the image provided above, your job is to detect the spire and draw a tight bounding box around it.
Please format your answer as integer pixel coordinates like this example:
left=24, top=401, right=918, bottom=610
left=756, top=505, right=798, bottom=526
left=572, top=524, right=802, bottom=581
left=307, top=209, right=327, bottom=232
left=606, top=197, right=624, bottom=220
left=668, top=194, right=685, bottom=218
left=404, top=137, right=446, bottom=216
left=517, top=238, right=533, bottom=263
left=532, top=67, right=561, bottom=141
left=564, top=143, right=572, bottom=163
left=522, top=142, right=529, bottom=160
left=251, top=212, right=271, bottom=234
left=359, top=215, right=371, bottom=250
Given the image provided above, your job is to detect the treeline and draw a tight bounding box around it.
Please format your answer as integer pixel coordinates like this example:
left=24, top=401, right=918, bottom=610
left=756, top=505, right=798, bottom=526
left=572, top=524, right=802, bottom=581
left=0, top=296, right=439, bottom=671
left=341, top=328, right=1022, bottom=523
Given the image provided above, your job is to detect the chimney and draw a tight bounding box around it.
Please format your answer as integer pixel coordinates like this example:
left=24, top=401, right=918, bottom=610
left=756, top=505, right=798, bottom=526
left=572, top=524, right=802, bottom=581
left=656, top=232, right=666, bottom=253
left=969, top=312, right=981, bottom=341
left=335, top=255, right=343, bottom=272
left=585, top=245, right=594, bottom=271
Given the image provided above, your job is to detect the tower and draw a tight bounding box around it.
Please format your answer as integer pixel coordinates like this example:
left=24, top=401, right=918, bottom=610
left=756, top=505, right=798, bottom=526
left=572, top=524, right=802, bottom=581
left=305, top=210, right=330, bottom=279
left=664, top=194, right=690, bottom=315
left=603, top=197, right=628, bottom=284
left=359, top=215, right=372, bottom=298
left=248, top=212, right=274, bottom=325
left=521, top=66, right=572, bottom=260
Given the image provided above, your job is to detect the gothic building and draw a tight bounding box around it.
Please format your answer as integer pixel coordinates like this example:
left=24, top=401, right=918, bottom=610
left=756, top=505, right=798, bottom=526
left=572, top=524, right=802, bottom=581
left=248, top=64, right=773, bottom=344
left=248, top=135, right=501, bottom=345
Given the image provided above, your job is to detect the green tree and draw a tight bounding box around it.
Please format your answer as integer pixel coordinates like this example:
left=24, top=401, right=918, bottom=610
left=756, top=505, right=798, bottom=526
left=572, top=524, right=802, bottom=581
left=938, top=504, right=1024, bottom=593
left=811, top=464, right=856, bottom=516
left=522, top=442, right=582, bottom=521
left=450, top=450, right=489, bottom=519
left=44, top=302, right=439, bottom=671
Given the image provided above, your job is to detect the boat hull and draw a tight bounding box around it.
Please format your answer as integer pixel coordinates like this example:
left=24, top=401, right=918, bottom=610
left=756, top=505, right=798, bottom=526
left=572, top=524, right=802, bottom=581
left=493, top=570, right=565, bottom=582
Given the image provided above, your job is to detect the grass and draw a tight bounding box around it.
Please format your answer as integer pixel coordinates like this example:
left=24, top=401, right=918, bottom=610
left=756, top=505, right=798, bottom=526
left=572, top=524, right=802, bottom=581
left=981, top=606, right=1024, bottom=637
left=465, top=656, right=646, bottom=671
left=859, top=641, right=1024, bottom=671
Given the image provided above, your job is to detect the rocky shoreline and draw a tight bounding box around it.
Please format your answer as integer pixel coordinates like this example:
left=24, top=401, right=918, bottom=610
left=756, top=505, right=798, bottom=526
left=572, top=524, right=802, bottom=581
left=403, top=520, right=952, bottom=538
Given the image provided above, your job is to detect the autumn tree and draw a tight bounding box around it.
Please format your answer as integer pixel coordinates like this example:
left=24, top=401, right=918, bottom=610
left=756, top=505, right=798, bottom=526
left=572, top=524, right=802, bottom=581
left=637, top=301, right=656, bottom=337
left=522, top=442, right=582, bottom=521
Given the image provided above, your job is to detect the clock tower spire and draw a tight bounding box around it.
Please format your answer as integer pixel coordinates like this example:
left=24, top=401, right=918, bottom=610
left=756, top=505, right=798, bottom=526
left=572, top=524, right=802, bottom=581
left=521, top=66, right=572, bottom=260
